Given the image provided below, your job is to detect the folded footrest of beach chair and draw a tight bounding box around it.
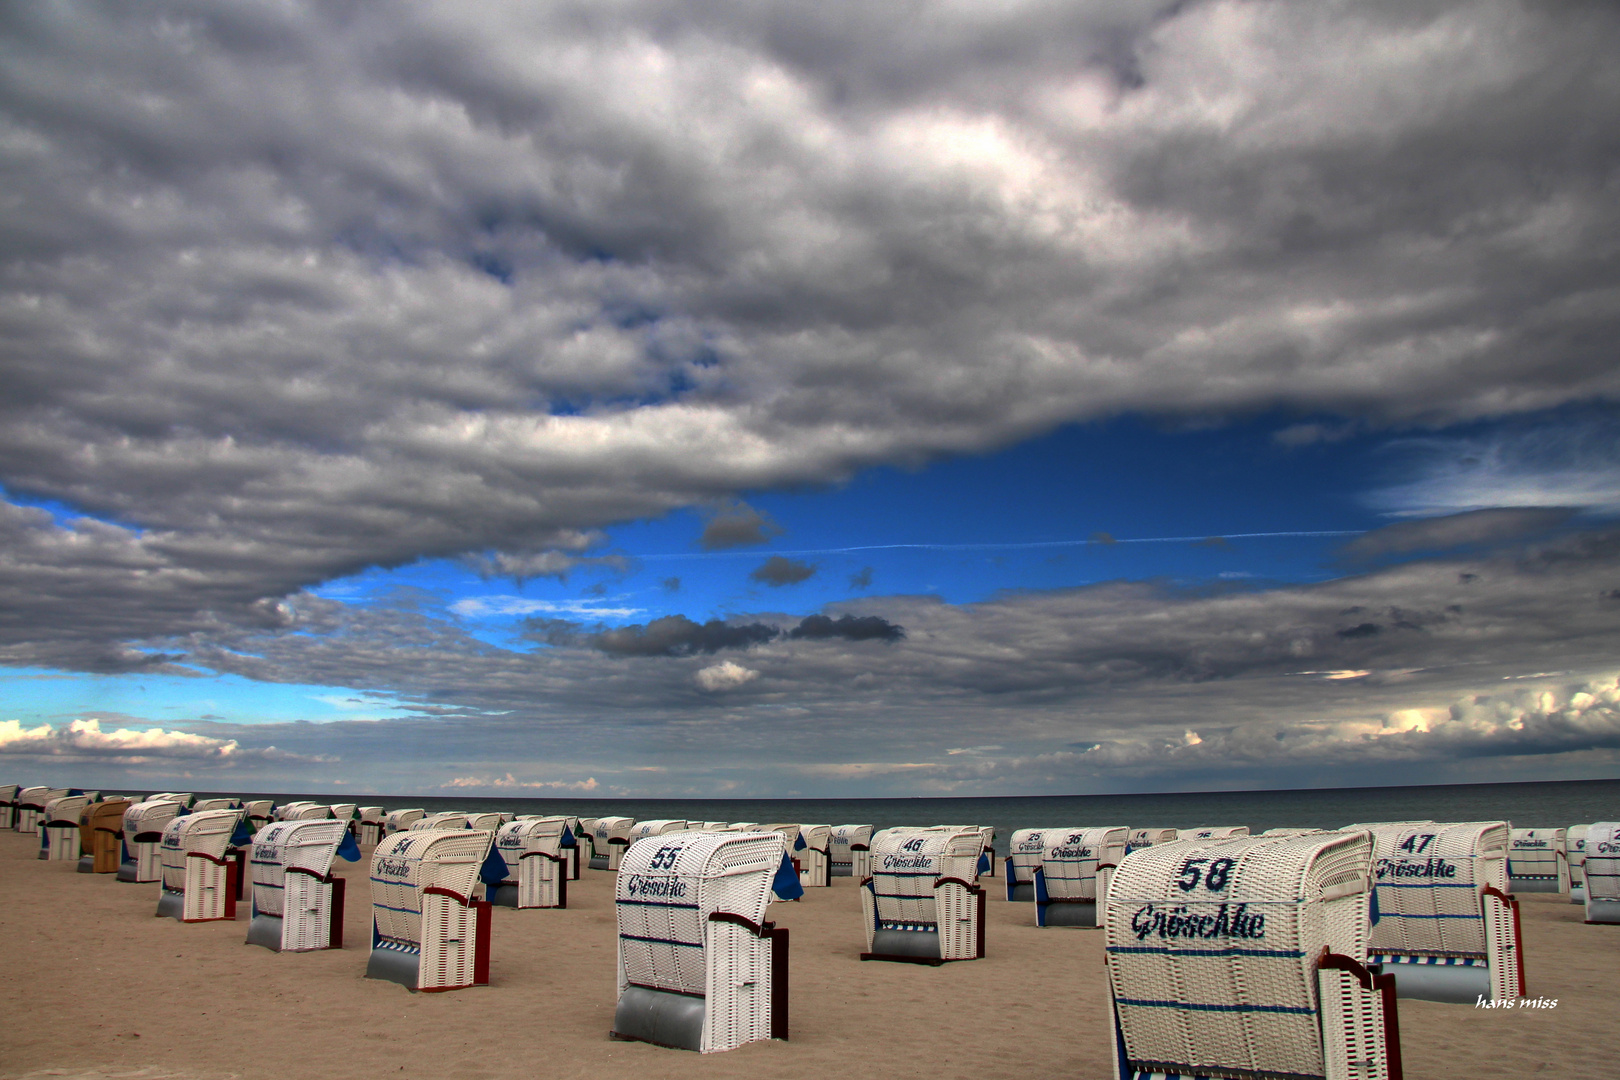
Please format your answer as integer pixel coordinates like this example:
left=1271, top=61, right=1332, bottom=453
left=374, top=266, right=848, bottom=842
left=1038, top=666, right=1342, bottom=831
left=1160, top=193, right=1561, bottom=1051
left=247, top=818, right=360, bottom=951
left=1507, top=828, right=1569, bottom=894
left=157, top=808, right=245, bottom=922
left=591, top=817, right=638, bottom=871
left=0, top=783, right=18, bottom=830
left=1107, top=830, right=1401, bottom=1080
left=78, top=797, right=132, bottom=873
left=829, top=825, right=874, bottom=879
left=366, top=829, right=499, bottom=991
left=1033, top=827, right=1127, bottom=928
left=41, top=794, right=90, bottom=861
left=611, top=830, right=788, bottom=1053
left=118, top=799, right=185, bottom=882
left=492, top=817, right=571, bottom=909
left=1006, top=828, right=1051, bottom=901
left=1356, top=820, right=1524, bottom=1003
left=860, top=827, right=987, bottom=964
left=1567, top=824, right=1589, bottom=904
left=1581, top=821, right=1620, bottom=924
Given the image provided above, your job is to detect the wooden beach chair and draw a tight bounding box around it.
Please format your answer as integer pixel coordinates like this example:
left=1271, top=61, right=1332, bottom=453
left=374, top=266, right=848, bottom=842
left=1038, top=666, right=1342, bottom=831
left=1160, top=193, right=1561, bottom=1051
left=0, top=784, right=19, bottom=830
left=77, top=797, right=132, bottom=873
left=1033, top=826, right=1128, bottom=927
left=385, top=808, right=425, bottom=835
left=1581, top=821, right=1620, bottom=923
left=246, top=818, right=361, bottom=951
left=1106, top=830, right=1401, bottom=1080
left=1005, top=828, right=1052, bottom=901
left=796, top=825, right=832, bottom=887
left=1507, top=828, right=1569, bottom=894
left=829, top=825, right=874, bottom=879
left=859, top=827, right=986, bottom=964
left=156, top=808, right=245, bottom=922
left=365, top=828, right=500, bottom=992
left=1125, top=828, right=1177, bottom=854
left=40, top=793, right=90, bottom=861
left=358, top=807, right=386, bottom=846
left=1351, top=820, right=1524, bottom=1003
left=591, top=817, right=637, bottom=871
left=1568, top=825, right=1589, bottom=904
left=491, top=817, right=571, bottom=909
left=611, top=830, right=789, bottom=1053
left=118, top=799, right=186, bottom=882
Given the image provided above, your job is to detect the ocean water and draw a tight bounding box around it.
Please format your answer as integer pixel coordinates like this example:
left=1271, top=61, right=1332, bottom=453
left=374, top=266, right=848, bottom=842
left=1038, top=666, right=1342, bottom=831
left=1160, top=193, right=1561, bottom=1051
left=151, top=777, right=1620, bottom=850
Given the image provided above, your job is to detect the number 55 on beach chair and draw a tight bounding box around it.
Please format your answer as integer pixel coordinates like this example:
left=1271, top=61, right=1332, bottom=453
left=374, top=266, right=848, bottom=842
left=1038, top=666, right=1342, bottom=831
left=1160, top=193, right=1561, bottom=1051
left=1105, top=831, right=1401, bottom=1080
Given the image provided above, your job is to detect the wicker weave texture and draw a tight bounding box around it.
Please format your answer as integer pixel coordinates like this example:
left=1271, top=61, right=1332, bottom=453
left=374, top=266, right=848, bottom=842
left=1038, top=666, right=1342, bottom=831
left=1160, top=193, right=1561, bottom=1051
left=43, top=795, right=90, bottom=859
left=158, top=809, right=242, bottom=921
left=1125, top=829, right=1178, bottom=854
left=1106, top=831, right=1375, bottom=1080
left=369, top=829, right=493, bottom=951
left=1508, top=828, right=1569, bottom=890
left=249, top=819, right=348, bottom=933
left=1583, top=822, right=1620, bottom=904
left=829, top=825, right=874, bottom=878
left=1361, top=821, right=1508, bottom=957
left=1040, top=827, right=1129, bottom=901
left=495, top=818, right=568, bottom=907
left=384, top=809, right=424, bottom=834
left=867, top=827, right=985, bottom=957
left=123, top=795, right=185, bottom=881
left=1008, top=829, right=1051, bottom=884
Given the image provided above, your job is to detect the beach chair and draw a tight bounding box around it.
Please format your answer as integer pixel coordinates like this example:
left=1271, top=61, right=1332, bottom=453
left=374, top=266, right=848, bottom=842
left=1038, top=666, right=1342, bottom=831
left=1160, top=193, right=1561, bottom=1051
left=156, top=808, right=246, bottom=922
left=1125, top=828, right=1178, bottom=854
left=467, top=812, right=504, bottom=830
left=1263, top=827, right=1325, bottom=837
left=563, top=817, right=584, bottom=879
left=1581, top=821, right=1620, bottom=924
left=1352, top=820, right=1524, bottom=1003
left=1106, top=830, right=1401, bottom=1080
left=860, top=827, right=987, bottom=964
left=1568, top=825, right=1589, bottom=904
left=1033, top=827, right=1128, bottom=927
left=365, top=828, right=502, bottom=991
left=358, top=807, right=386, bottom=846
left=77, top=798, right=132, bottom=873
left=611, top=830, right=790, bottom=1053
left=796, top=825, right=832, bottom=888
left=631, top=820, right=691, bottom=843
left=117, top=799, right=186, bottom=882
left=1507, top=828, right=1569, bottom=894
left=246, top=818, right=361, bottom=951
left=0, top=784, right=18, bottom=830
left=576, top=817, right=599, bottom=866
left=491, top=817, right=572, bottom=908
left=1183, top=826, right=1250, bottom=841
left=329, top=803, right=358, bottom=830
left=700, top=821, right=730, bottom=830
left=1005, top=828, right=1052, bottom=901
left=591, top=817, right=637, bottom=871
left=385, top=808, right=425, bottom=835
left=241, top=800, right=275, bottom=833
left=829, top=825, right=874, bottom=879
left=15, top=786, right=64, bottom=833
left=40, top=793, right=90, bottom=861
left=190, top=798, right=238, bottom=813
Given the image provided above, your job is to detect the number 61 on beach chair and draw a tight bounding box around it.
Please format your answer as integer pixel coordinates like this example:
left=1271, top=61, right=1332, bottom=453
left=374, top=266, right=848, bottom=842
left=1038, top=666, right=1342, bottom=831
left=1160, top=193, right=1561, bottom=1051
left=1105, top=831, right=1402, bottom=1080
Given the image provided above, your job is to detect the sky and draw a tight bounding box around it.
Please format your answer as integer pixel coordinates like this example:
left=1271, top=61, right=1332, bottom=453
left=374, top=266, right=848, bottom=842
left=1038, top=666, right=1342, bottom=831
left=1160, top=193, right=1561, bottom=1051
left=2, top=0, right=1620, bottom=799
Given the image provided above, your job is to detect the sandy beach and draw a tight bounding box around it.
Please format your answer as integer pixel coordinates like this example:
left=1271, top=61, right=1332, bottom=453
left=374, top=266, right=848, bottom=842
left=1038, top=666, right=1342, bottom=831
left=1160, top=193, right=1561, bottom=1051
left=2, top=827, right=1616, bottom=1080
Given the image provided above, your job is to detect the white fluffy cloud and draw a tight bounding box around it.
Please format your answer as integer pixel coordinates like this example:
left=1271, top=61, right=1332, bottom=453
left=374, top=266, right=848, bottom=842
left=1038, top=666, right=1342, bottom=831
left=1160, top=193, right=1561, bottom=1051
left=692, top=660, right=760, bottom=692
left=0, top=717, right=327, bottom=765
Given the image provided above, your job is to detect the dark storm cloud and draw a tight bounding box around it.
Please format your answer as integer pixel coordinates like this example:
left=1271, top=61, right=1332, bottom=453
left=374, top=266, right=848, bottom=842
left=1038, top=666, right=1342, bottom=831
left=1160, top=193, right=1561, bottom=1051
left=589, top=615, right=778, bottom=657
left=786, top=613, right=904, bottom=643
left=848, top=566, right=873, bottom=590
left=1340, top=508, right=1577, bottom=563
left=749, top=556, right=816, bottom=586
left=697, top=501, right=782, bottom=551
left=1, top=1, right=1618, bottom=673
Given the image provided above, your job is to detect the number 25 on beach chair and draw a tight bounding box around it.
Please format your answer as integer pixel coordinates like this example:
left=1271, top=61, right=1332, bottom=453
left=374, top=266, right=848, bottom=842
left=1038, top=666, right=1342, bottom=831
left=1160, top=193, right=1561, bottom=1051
left=1106, top=831, right=1402, bottom=1080
left=246, top=819, right=361, bottom=952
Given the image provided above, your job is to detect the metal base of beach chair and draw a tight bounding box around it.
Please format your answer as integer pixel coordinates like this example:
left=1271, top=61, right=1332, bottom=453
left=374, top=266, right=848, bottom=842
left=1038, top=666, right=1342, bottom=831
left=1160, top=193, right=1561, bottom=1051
left=155, top=889, right=185, bottom=921
left=589, top=855, right=609, bottom=871
left=491, top=884, right=520, bottom=908
left=76, top=856, right=95, bottom=873
left=116, top=860, right=139, bottom=882
left=1508, top=876, right=1563, bottom=893
left=862, top=927, right=943, bottom=964
left=366, top=943, right=423, bottom=988
left=1377, top=958, right=1489, bottom=1003
left=1585, top=898, right=1620, bottom=923
left=1571, top=886, right=1585, bottom=904
left=1006, top=881, right=1034, bottom=902
left=830, top=861, right=852, bottom=877
left=611, top=985, right=707, bottom=1051
left=1036, top=899, right=1098, bottom=927
left=246, top=914, right=285, bottom=950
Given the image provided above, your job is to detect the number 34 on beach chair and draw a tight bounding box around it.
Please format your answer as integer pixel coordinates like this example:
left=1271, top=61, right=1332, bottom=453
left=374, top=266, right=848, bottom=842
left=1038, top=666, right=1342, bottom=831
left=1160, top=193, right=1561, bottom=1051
left=1105, top=831, right=1402, bottom=1080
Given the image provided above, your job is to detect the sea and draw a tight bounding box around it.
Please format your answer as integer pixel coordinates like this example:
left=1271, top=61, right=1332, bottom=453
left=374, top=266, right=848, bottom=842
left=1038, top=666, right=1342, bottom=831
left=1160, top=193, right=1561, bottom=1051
left=125, top=777, right=1620, bottom=847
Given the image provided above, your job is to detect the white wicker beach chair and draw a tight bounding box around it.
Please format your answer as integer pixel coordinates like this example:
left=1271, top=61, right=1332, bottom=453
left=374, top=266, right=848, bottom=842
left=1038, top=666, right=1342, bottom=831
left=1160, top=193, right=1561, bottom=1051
left=700, top=821, right=730, bottom=830
left=1125, top=828, right=1178, bottom=854
left=1581, top=821, right=1620, bottom=924
left=156, top=808, right=245, bottom=922
left=611, top=830, right=790, bottom=1053
left=1005, top=828, right=1051, bottom=901
left=630, top=820, right=691, bottom=843
left=1567, top=825, right=1589, bottom=904
left=385, top=808, right=425, bottom=834
left=411, top=812, right=469, bottom=830
left=796, top=825, right=832, bottom=888
left=40, top=794, right=91, bottom=861
left=1262, top=828, right=1326, bottom=837
left=1106, top=830, right=1401, bottom=1080
left=246, top=819, right=362, bottom=951
left=117, top=799, right=186, bottom=882
left=1352, top=820, right=1524, bottom=1003
left=77, top=798, right=132, bottom=874
left=0, top=784, right=18, bottom=830
left=492, top=817, right=571, bottom=909
left=1033, top=827, right=1128, bottom=928
left=358, top=807, right=386, bottom=846
left=329, top=802, right=358, bottom=824
left=860, top=827, right=987, bottom=964
left=976, top=826, right=997, bottom=877
left=1507, top=828, right=1569, bottom=894
left=190, top=798, right=238, bottom=813
left=14, top=786, right=64, bottom=834
left=829, top=825, right=874, bottom=879
left=576, top=817, right=599, bottom=866
left=366, top=828, right=500, bottom=991
left=591, top=817, right=638, bottom=871
left=466, top=812, right=503, bottom=831
left=1183, top=826, right=1250, bottom=841
left=240, top=800, right=275, bottom=833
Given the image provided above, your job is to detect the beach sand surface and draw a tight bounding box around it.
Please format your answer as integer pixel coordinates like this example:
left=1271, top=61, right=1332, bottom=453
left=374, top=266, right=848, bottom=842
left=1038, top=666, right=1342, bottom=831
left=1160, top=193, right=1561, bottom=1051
left=2, top=829, right=1614, bottom=1080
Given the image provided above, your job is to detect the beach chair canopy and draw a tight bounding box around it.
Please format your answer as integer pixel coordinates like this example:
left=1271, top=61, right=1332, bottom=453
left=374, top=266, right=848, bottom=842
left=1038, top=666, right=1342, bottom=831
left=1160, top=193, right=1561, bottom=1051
left=360, top=806, right=386, bottom=824
left=412, top=812, right=469, bottom=830
left=465, top=812, right=502, bottom=830
left=1106, top=830, right=1392, bottom=1080
left=190, top=798, right=237, bottom=812
left=249, top=818, right=357, bottom=916
left=124, top=799, right=184, bottom=840
left=159, top=808, right=242, bottom=889
left=384, top=808, right=425, bottom=833
left=1182, top=826, right=1250, bottom=841
left=44, top=793, right=90, bottom=825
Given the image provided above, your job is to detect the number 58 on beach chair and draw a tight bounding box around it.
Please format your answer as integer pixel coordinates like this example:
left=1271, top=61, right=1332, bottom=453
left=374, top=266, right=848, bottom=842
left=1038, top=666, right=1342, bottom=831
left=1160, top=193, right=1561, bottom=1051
left=1106, top=830, right=1401, bottom=1080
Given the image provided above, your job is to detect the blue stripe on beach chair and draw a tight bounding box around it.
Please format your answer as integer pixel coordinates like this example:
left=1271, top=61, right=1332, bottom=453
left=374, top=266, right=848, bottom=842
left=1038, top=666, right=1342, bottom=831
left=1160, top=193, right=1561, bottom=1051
left=616, top=898, right=700, bottom=909
left=1375, top=911, right=1480, bottom=918
left=619, top=932, right=701, bottom=948
left=1114, top=997, right=1316, bottom=1015
left=1107, top=946, right=1306, bottom=958
left=1374, top=880, right=1476, bottom=888
left=373, top=902, right=420, bottom=916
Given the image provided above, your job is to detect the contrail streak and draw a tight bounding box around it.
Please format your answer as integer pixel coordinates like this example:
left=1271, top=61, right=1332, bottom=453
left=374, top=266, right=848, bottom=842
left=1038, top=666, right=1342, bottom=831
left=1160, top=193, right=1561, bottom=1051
left=636, top=530, right=1361, bottom=560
